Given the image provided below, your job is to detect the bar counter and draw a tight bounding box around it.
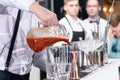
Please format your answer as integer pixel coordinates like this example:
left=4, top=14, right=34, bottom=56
left=80, top=59, right=120, bottom=80
left=43, top=59, right=120, bottom=80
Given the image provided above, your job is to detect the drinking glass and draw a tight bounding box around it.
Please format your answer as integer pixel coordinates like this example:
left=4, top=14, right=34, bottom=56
left=46, top=45, right=71, bottom=80
left=78, top=39, right=103, bottom=73
left=89, top=40, right=104, bottom=70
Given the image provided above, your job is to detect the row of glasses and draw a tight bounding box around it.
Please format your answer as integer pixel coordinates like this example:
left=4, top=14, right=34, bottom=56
left=45, top=42, right=81, bottom=80
left=45, top=39, right=104, bottom=80
left=78, top=39, right=104, bottom=73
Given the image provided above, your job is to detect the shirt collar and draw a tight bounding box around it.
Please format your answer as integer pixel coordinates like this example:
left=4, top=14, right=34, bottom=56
left=65, top=14, right=79, bottom=23
left=88, top=16, right=100, bottom=22
left=88, top=16, right=100, bottom=24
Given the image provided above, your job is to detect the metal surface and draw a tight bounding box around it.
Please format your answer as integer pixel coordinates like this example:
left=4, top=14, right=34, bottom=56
left=70, top=51, right=80, bottom=80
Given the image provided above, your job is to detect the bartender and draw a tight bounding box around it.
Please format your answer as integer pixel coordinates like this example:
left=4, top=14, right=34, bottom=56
left=59, top=0, right=86, bottom=42
left=0, top=0, right=58, bottom=80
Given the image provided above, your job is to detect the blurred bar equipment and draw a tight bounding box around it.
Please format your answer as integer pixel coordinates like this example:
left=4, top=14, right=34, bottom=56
left=90, top=50, right=104, bottom=70
left=102, top=0, right=115, bottom=64
left=46, top=45, right=71, bottom=80
left=69, top=42, right=80, bottom=80
left=78, top=39, right=104, bottom=72
left=78, top=50, right=86, bottom=69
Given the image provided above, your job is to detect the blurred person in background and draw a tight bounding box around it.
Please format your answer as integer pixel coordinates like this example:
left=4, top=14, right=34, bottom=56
left=83, top=0, right=107, bottom=40
left=59, top=0, right=89, bottom=42
left=0, top=0, right=58, bottom=80
left=108, top=13, right=120, bottom=58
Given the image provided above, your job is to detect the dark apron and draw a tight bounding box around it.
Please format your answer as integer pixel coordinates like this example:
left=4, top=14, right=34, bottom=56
left=72, top=31, right=85, bottom=41
left=65, top=16, right=85, bottom=41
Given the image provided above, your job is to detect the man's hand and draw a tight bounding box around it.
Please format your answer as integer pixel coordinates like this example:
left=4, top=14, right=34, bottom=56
left=30, top=2, right=58, bottom=26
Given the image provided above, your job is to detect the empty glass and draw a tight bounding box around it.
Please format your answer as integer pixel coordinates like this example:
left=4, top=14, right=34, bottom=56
left=46, top=45, right=71, bottom=80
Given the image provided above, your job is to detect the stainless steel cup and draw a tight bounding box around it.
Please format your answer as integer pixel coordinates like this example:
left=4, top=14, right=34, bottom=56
left=95, top=50, right=104, bottom=66
left=90, top=50, right=104, bottom=68
left=78, top=50, right=86, bottom=67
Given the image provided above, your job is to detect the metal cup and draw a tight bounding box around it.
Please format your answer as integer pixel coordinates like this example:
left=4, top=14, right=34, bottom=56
left=69, top=41, right=80, bottom=80
left=90, top=50, right=104, bottom=69
left=78, top=50, right=86, bottom=68
left=95, top=50, right=104, bottom=66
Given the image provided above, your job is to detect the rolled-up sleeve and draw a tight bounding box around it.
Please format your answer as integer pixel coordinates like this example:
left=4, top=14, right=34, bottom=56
left=0, top=0, right=34, bottom=11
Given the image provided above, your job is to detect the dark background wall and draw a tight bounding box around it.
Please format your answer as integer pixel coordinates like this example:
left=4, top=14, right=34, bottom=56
left=40, top=0, right=88, bottom=20
left=54, top=0, right=64, bottom=20
left=54, top=0, right=88, bottom=20
left=79, top=0, right=88, bottom=19
left=40, top=0, right=103, bottom=20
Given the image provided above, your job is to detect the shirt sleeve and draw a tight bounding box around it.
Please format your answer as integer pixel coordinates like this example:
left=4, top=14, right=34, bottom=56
left=108, top=38, right=120, bottom=59
left=0, top=0, right=34, bottom=11
left=32, top=49, right=47, bottom=71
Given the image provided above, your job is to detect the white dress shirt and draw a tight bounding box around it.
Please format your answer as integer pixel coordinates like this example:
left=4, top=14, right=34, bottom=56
left=59, top=15, right=87, bottom=41
left=83, top=17, right=107, bottom=40
left=0, top=0, right=34, bottom=11
left=0, top=3, right=45, bottom=75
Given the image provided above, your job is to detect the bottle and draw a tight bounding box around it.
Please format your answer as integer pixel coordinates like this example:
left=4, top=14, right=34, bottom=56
left=26, top=24, right=69, bottom=52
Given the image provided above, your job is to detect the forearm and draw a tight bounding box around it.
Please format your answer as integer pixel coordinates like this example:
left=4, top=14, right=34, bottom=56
left=29, top=1, right=58, bottom=26
left=29, top=1, right=47, bottom=18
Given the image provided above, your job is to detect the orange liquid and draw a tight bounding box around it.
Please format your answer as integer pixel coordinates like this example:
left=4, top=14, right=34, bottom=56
left=27, top=37, right=69, bottom=52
